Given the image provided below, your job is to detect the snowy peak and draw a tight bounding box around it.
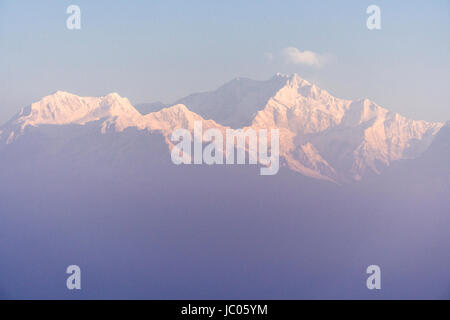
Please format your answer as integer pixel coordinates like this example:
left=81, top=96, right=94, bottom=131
left=277, top=73, right=333, bottom=100
left=286, top=73, right=311, bottom=87
left=0, top=91, right=149, bottom=144
left=250, top=74, right=444, bottom=181
left=143, top=104, right=225, bottom=138
left=10, top=91, right=143, bottom=132
left=26, top=90, right=98, bottom=125
left=144, top=104, right=202, bottom=131
left=17, top=91, right=138, bottom=127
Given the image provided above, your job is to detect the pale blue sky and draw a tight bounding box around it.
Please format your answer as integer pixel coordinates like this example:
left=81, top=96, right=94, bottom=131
left=0, top=0, right=449, bottom=124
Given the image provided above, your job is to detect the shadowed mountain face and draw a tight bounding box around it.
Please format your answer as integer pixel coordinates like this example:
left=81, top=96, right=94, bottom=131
left=367, top=121, right=450, bottom=193
left=175, top=74, right=289, bottom=128
left=0, top=75, right=449, bottom=299
left=134, top=102, right=168, bottom=115
left=421, top=121, right=450, bottom=164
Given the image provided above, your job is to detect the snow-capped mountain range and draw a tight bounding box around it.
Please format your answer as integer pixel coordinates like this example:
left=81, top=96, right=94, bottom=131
left=0, top=73, right=445, bottom=183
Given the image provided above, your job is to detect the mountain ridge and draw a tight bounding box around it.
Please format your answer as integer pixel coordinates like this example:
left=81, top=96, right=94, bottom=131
left=0, top=73, right=445, bottom=183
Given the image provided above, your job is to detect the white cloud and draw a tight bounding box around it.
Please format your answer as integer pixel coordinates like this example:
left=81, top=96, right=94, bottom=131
left=280, top=47, right=330, bottom=68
